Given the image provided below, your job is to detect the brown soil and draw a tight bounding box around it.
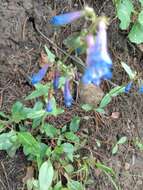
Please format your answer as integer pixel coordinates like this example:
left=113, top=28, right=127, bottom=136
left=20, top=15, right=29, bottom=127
left=0, top=0, right=143, bottom=190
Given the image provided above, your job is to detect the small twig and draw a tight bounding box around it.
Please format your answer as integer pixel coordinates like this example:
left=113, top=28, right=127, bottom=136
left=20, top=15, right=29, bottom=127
left=22, top=16, right=29, bottom=41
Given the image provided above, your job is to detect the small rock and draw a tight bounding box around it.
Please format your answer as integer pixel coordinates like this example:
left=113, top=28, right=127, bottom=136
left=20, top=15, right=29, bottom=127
left=124, top=162, right=130, bottom=171
left=111, top=112, right=120, bottom=119
left=79, top=83, right=104, bottom=107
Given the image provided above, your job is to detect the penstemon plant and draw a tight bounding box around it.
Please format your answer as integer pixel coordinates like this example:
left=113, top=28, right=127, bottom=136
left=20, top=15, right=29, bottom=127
left=0, top=5, right=143, bottom=190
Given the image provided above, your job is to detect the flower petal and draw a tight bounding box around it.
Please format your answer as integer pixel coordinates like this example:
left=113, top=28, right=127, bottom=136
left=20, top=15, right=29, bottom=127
left=64, top=80, right=73, bottom=107
left=46, top=99, right=53, bottom=112
left=31, top=64, right=49, bottom=85
left=50, top=11, right=83, bottom=26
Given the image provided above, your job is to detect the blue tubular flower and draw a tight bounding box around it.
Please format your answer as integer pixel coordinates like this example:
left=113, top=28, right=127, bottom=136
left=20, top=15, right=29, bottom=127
left=82, top=20, right=112, bottom=86
left=53, top=71, right=60, bottom=90
left=139, top=85, right=143, bottom=94
left=125, top=81, right=133, bottom=93
left=31, top=64, right=49, bottom=85
left=50, top=11, right=83, bottom=26
left=46, top=99, right=53, bottom=112
left=64, top=79, right=73, bottom=107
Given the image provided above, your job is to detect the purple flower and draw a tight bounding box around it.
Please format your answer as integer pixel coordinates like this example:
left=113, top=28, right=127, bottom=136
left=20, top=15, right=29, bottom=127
left=31, top=64, right=49, bottom=85
left=53, top=71, right=60, bottom=90
left=125, top=81, right=133, bottom=93
left=139, top=85, right=143, bottom=94
left=46, top=99, right=53, bottom=112
left=64, top=79, right=73, bottom=107
left=50, top=11, right=83, bottom=26
left=82, top=20, right=112, bottom=86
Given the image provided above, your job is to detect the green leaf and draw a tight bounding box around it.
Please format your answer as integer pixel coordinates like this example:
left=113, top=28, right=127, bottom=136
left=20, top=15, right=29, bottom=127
left=96, top=162, right=115, bottom=176
left=0, top=131, right=17, bottom=150
left=135, top=139, right=143, bottom=150
left=54, top=181, right=62, bottom=190
left=6, top=142, right=20, bottom=157
left=39, top=160, right=54, bottom=190
left=32, top=107, right=42, bottom=129
left=62, top=143, right=74, bottom=162
left=138, top=10, right=143, bottom=25
left=54, top=146, right=63, bottom=155
left=81, top=104, right=93, bottom=111
left=52, top=108, right=64, bottom=116
left=95, top=108, right=105, bottom=113
left=112, top=144, right=118, bottom=155
left=67, top=180, right=82, bottom=190
left=61, top=125, right=67, bottom=133
left=139, top=0, right=143, bottom=6
left=69, top=116, right=80, bottom=133
left=26, top=83, right=50, bottom=100
left=11, top=102, right=30, bottom=123
left=121, top=62, right=136, bottom=79
left=27, top=110, right=46, bottom=119
left=128, top=22, right=143, bottom=44
left=44, top=45, right=55, bottom=63
left=58, top=77, right=66, bottom=88
left=99, top=94, right=111, bottom=108
left=64, top=132, right=79, bottom=143
left=116, top=0, right=134, bottom=30
left=98, top=86, right=125, bottom=110
left=18, top=132, right=41, bottom=157
left=64, top=32, right=86, bottom=55
left=44, top=124, right=58, bottom=138
left=47, top=97, right=64, bottom=116
left=0, top=124, right=5, bottom=133
left=64, top=33, right=82, bottom=49
left=109, top=86, right=125, bottom=97
left=46, top=147, right=52, bottom=157
left=117, top=136, right=127, bottom=144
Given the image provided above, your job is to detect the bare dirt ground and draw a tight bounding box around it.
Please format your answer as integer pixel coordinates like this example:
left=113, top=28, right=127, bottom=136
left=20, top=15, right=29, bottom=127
left=0, top=0, right=143, bottom=189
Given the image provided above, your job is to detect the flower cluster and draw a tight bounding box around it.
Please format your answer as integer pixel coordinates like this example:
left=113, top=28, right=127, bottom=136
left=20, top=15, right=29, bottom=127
left=31, top=64, right=73, bottom=111
left=50, top=10, right=112, bottom=86
left=30, top=9, right=114, bottom=111
left=82, top=20, right=112, bottom=86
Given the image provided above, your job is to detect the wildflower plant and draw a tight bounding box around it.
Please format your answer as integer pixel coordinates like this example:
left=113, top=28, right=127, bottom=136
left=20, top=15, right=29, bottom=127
left=0, top=5, right=143, bottom=190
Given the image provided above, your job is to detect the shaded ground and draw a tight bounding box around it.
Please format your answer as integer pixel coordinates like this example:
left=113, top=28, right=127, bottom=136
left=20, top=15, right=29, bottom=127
left=0, top=0, right=143, bottom=190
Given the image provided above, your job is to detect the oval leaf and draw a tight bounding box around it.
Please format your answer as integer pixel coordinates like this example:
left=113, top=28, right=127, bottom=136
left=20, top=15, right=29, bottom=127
left=39, top=160, right=54, bottom=190
left=112, top=144, right=118, bottom=155
left=128, top=22, right=143, bottom=44
left=67, top=180, right=82, bottom=190
left=121, top=62, right=136, bottom=79
left=69, top=116, right=80, bottom=133
left=138, top=10, right=143, bottom=25
left=116, top=0, right=134, bottom=30
left=99, top=94, right=111, bottom=108
left=117, top=136, right=127, bottom=145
